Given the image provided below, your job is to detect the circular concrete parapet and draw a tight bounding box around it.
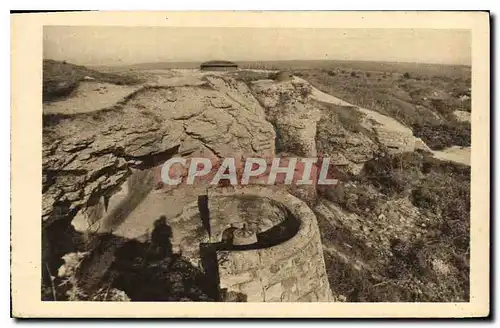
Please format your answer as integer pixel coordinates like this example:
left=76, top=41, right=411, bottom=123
left=207, top=186, right=333, bottom=302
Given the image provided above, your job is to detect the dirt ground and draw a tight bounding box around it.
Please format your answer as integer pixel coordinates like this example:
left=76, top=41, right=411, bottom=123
left=43, top=82, right=141, bottom=115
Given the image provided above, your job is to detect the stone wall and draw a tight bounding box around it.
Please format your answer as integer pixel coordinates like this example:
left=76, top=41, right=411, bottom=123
left=210, top=186, right=333, bottom=302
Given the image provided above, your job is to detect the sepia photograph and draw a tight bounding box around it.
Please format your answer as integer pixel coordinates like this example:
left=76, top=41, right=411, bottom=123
left=11, top=11, right=490, bottom=318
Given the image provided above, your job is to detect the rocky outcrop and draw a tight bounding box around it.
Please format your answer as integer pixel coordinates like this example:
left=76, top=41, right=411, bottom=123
left=42, top=76, right=276, bottom=225
left=249, top=76, right=425, bottom=175
left=315, top=108, right=380, bottom=174
left=43, top=109, right=171, bottom=224
left=251, top=79, right=321, bottom=157
left=453, top=110, right=471, bottom=123
left=248, top=79, right=326, bottom=201
left=297, top=76, right=424, bottom=155
left=356, top=107, right=416, bottom=154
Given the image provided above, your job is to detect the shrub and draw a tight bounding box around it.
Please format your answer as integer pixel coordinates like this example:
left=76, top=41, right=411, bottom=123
left=403, top=72, right=411, bottom=79
left=411, top=166, right=470, bottom=255
left=361, top=152, right=424, bottom=196
left=320, top=182, right=346, bottom=204
left=412, top=122, right=471, bottom=150
left=323, top=253, right=378, bottom=301
left=278, top=92, right=292, bottom=105
left=319, top=181, right=380, bottom=217
left=320, top=151, right=470, bottom=302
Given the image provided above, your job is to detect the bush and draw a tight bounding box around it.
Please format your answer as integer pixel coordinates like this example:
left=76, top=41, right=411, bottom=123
left=361, top=152, right=424, bottom=196
left=324, top=253, right=378, bottom=301
left=319, top=181, right=380, bottom=217
left=319, top=151, right=470, bottom=302
left=316, top=102, right=371, bottom=136
left=320, top=183, right=346, bottom=204
left=403, top=72, right=411, bottom=79
left=359, top=152, right=470, bottom=251
left=411, top=167, right=470, bottom=255
left=412, top=122, right=471, bottom=150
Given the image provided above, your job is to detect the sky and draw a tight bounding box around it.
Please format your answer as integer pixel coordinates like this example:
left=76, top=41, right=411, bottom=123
left=43, top=26, right=471, bottom=66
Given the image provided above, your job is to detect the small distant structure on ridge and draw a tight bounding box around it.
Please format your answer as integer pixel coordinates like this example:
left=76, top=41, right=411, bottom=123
left=200, top=60, right=238, bottom=71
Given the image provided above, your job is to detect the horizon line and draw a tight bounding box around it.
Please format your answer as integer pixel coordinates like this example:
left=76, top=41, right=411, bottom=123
left=74, top=58, right=471, bottom=68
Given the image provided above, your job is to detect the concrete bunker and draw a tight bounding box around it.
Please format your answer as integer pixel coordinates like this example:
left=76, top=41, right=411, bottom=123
left=180, top=186, right=333, bottom=302
left=200, top=60, right=238, bottom=71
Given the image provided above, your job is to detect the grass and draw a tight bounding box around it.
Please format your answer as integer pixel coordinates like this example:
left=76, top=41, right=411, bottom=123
left=360, top=152, right=426, bottom=196
left=412, top=121, right=471, bottom=150
left=295, top=68, right=471, bottom=150
left=320, top=152, right=470, bottom=302
left=43, top=59, right=143, bottom=102
left=319, top=182, right=382, bottom=218
left=236, top=60, right=471, bottom=78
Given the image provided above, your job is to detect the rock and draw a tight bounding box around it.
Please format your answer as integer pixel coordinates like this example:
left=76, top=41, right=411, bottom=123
left=375, top=129, right=415, bottom=153
left=453, top=110, right=471, bottom=123
left=251, top=79, right=320, bottom=157
left=432, top=258, right=451, bottom=275
left=42, top=75, right=277, bottom=225
left=316, top=110, right=379, bottom=174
